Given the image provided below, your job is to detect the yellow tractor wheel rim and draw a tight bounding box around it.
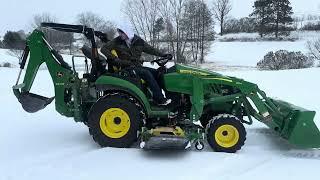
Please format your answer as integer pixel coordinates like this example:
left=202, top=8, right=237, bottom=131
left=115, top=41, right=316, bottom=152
left=99, top=108, right=131, bottom=139
left=214, top=125, right=239, bottom=148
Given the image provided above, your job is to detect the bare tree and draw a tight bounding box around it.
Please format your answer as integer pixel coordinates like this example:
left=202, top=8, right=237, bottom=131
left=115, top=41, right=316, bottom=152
left=31, top=13, right=58, bottom=29
left=6, top=50, right=23, bottom=60
left=76, top=12, right=115, bottom=37
left=122, top=0, right=160, bottom=46
left=212, top=0, right=232, bottom=36
left=158, top=0, right=186, bottom=62
left=182, top=0, right=214, bottom=64
left=31, top=13, right=75, bottom=52
left=123, top=0, right=187, bottom=61
left=169, top=0, right=186, bottom=62
left=158, top=0, right=177, bottom=59
left=122, top=0, right=214, bottom=64
left=31, top=13, right=57, bottom=45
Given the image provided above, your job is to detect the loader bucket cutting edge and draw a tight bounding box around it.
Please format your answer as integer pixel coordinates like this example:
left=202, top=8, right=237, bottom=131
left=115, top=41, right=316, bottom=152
left=14, top=89, right=54, bottom=113
left=268, top=99, right=320, bottom=149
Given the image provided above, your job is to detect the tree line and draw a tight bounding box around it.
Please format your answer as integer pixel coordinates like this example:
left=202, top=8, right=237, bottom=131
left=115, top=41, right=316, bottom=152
left=0, top=0, right=304, bottom=64
left=0, top=12, right=116, bottom=54
left=122, top=0, right=297, bottom=63
left=123, top=0, right=215, bottom=63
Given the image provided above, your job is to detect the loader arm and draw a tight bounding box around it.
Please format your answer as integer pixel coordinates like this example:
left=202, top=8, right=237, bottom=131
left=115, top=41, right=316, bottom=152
left=12, top=30, right=81, bottom=119
left=164, top=64, right=319, bottom=148
left=203, top=76, right=319, bottom=148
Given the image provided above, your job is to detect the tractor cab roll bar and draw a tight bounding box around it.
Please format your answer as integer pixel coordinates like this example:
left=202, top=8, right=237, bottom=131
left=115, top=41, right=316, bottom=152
left=40, top=22, right=109, bottom=78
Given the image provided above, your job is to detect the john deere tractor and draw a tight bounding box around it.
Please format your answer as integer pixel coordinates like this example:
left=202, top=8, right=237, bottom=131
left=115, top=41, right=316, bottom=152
left=12, top=23, right=320, bottom=153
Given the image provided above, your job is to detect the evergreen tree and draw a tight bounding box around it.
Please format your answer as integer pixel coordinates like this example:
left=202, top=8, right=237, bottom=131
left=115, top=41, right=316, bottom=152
left=251, top=0, right=293, bottom=38
left=250, top=0, right=274, bottom=37
left=224, top=17, right=258, bottom=34
left=153, top=18, right=165, bottom=47
left=3, top=31, right=26, bottom=50
left=272, top=0, right=293, bottom=38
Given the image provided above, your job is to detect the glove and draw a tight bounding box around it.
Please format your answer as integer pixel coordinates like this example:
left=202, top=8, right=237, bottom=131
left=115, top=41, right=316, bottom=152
left=163, top=54, right=173, bottom=60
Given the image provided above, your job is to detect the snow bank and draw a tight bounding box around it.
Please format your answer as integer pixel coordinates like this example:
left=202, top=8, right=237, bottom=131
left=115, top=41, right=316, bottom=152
left=216, top=31, right=320, bottom=42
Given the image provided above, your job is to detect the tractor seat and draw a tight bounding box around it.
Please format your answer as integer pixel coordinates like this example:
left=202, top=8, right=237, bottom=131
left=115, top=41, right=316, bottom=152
left=81, top=46, right=146, bottom=85
left=81, top=45, right=108, bottom=65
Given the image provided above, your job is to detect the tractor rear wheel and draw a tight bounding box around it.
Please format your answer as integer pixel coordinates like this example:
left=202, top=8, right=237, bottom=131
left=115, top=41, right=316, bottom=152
left=206, top=114, right=246, bottom=153
left=88, top=93, right=144, bottom=148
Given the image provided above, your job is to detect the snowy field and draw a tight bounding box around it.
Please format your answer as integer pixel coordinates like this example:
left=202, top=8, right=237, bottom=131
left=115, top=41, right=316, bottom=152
left=208, top=41, right=307, bottom=66
left=207, top=31, right=320, bottom=67
left=1, top=67, right=320, bottom=180
left=1, top=33, right=320, bottom=180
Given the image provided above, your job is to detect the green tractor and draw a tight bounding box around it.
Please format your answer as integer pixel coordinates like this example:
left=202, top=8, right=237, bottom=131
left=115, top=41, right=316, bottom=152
left=12, top=23, right=320, bottom=153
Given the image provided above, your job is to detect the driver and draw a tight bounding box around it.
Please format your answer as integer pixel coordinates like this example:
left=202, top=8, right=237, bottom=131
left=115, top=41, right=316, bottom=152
left=100, top=25, right=172, bottom=105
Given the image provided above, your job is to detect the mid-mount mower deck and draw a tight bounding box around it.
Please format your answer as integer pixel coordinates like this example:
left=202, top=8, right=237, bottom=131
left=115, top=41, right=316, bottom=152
left=12, top=23, right=320, bottom=153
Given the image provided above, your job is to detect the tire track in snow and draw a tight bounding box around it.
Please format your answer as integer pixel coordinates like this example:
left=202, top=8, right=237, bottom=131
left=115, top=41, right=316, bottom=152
left=3, top=143, right=99, bottom=178
left=202, top=154, right=274, bottom=180
left=283, top=150, right=320, bottom=160
left=247, top=128, right=320, bottom=160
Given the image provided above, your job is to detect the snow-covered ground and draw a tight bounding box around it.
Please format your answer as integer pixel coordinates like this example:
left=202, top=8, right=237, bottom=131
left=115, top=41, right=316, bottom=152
left=216, top=31, right=320, bottom=42
left=1, top=67, right=320, bottom=180
left=208, top=31, right=320, bottom=67
left=1, top=31, right=320, bottom=179
left=207, top=41, right=308, bottom=67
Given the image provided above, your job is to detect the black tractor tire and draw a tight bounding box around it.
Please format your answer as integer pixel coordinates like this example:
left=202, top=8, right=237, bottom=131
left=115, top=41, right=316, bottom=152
left=200, top=111, right=223, bottom=128
left=199, top=113, right=213, bottom=128
left=206, top=114, right=246, bottom=153
left=88, top=92, right=145, bottom=148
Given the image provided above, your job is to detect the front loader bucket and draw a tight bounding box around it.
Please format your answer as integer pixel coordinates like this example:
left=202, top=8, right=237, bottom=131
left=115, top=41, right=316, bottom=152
left=14, top=89, right=54, bottom=113
left=269, top=99, right=320, bottom=149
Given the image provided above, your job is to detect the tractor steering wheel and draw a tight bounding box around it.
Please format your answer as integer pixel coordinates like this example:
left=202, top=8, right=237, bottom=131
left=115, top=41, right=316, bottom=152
left=151, top=56, right=173, bottom=67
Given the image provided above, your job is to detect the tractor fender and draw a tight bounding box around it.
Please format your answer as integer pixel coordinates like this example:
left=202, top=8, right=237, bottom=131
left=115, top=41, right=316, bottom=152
left=95, top=76, right=152, bottom=116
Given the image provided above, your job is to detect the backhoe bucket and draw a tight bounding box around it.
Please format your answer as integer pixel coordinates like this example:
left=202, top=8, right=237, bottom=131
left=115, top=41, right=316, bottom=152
left=14, top=90, right=54, bottom=113
left=269, top=99, right=320, bottom=148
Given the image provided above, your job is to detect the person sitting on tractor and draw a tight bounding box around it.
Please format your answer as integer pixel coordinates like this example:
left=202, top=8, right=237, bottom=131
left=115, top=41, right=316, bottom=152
left=100, top=26, right=172, bottom=105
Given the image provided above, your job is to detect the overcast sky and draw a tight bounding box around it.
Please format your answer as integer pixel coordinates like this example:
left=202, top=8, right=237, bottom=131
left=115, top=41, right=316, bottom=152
left=0, top=0, right=319, bottom=36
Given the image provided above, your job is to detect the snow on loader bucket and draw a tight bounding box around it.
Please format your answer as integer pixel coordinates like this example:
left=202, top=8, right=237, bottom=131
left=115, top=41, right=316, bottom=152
left=267, top=98, right=319, bottom=148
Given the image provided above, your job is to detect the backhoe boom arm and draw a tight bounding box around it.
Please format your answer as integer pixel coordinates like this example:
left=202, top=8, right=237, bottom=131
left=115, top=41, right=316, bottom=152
left=12, top=30, right=80, bottom=118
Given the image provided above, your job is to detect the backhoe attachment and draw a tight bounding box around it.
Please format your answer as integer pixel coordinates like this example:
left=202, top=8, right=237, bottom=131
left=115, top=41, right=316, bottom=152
left=17, top=92, right=54, bottom=113
left=13, top=23, right=109, bottom=120
left=12, top=43, right=55, bottom=113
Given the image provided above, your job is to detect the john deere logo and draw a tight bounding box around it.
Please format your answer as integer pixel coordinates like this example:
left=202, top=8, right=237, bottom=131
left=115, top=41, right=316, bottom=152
left=57, top=72, right=64, bottom=78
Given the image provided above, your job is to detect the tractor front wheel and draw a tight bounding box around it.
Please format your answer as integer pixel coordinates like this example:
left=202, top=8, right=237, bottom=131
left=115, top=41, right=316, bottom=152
left=88, top=93, right=144, bottom=148
left=206, top=114, right=246, bottom=153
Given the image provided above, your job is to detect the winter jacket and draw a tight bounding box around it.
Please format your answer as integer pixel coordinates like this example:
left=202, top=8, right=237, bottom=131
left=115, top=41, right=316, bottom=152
left=100, top=35, right=165, bottom=68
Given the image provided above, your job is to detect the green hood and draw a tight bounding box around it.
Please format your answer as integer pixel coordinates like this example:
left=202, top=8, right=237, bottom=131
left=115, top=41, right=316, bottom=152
left=175, top=64, right=222, bottom=77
